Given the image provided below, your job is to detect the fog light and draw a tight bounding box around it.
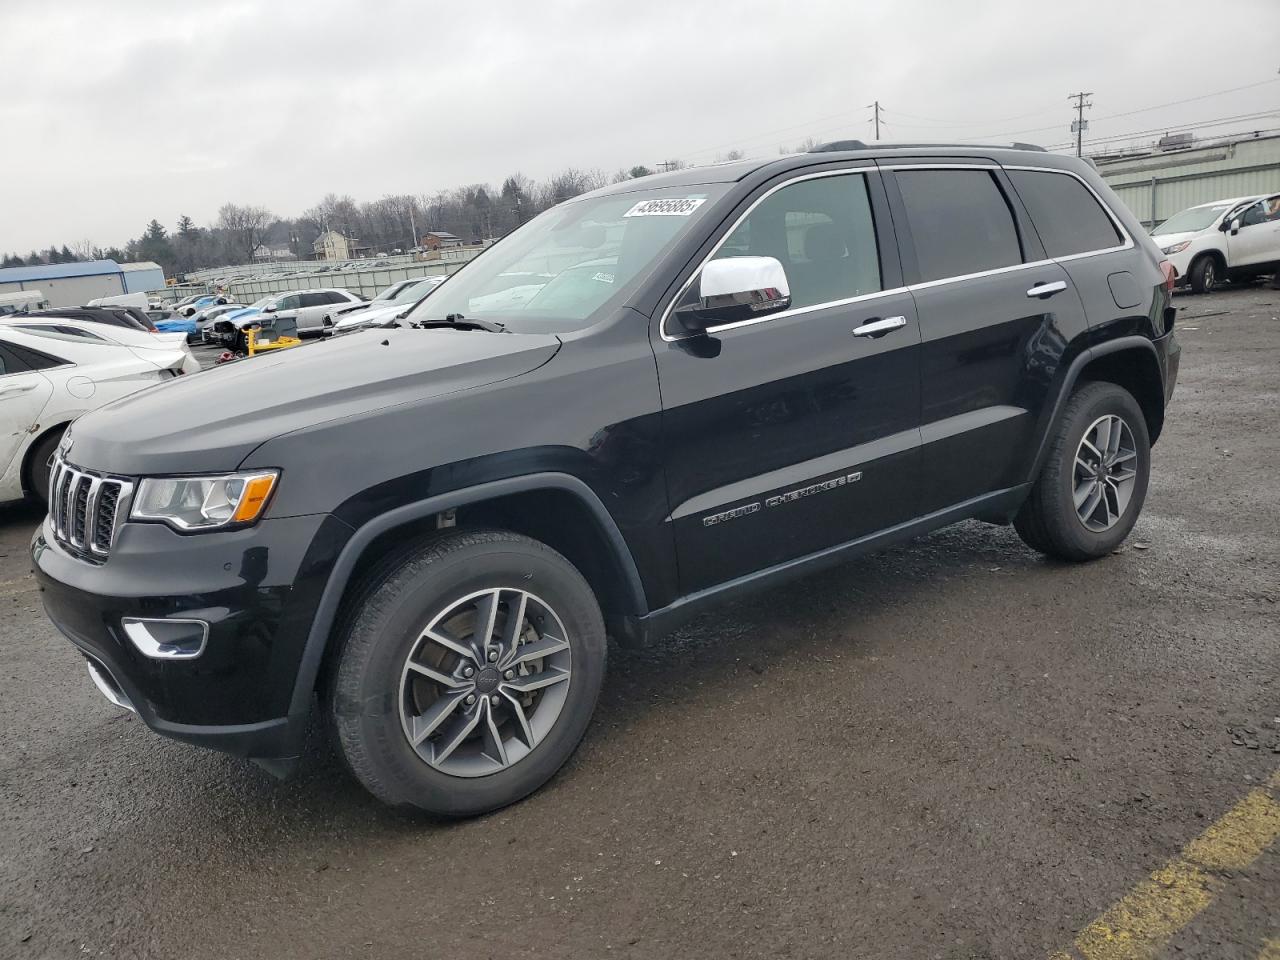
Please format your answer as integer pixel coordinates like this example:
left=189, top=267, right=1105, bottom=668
left=122, top=617, right=209, bottom=659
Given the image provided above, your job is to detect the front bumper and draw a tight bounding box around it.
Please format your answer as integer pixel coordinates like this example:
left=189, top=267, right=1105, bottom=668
left=32, top=510, right=351, bottom=764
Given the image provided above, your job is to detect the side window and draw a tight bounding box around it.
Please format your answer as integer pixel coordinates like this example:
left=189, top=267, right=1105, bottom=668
left=709, top=173, right=882, bottom=310
left=326, top=291, right=351, bottom=304
left=15, top=324, right=104, bottom=341
left=1007, top=169, right=1123, bottom=258
left=1265, top=196, right=1280, bottom=222
left=0, top=346, right=18, bottom=375
left=895, top=169, right=1023, bottom=282
left=8, top=341, right=68, bottom=369
left=277, top=294, right=301, bottom=311
left=1241, top=202, right=1267, bottom=228
left=298, top=293, right=325, bottom=308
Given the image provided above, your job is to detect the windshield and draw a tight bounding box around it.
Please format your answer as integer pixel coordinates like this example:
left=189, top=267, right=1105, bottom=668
left=372, top=283, right=406, bottom=302
left=389, top=277, right=442, bottom=306
left=404, top=185, right=729, bottom=333
left=1153, top=204, right=1234, bottom=235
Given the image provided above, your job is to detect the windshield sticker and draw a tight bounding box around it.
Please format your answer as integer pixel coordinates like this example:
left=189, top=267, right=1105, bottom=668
left=623, top=198, right=707, bottom=218
left=591, top=272, right=615, bottom=284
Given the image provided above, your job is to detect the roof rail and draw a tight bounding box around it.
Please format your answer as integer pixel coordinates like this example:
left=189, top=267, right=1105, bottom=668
left=808, top=140, right=1048, bottom=153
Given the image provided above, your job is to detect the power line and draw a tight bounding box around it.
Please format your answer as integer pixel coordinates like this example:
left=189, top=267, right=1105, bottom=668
left=1040, top=109, right=1280, bottom=151
left=1091, top=77, right=1280, bottom=123
left=886, top=106, right=1060, bottom=126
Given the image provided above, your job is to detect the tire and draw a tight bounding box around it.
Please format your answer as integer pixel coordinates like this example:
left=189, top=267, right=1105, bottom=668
left=1188, top=255, right=1219, bottom=294
left=26, top=428, right=65, bottom=504
left=1015, top=381, right=1151, bottom=562
left=327, top=529, right=607, bottom=817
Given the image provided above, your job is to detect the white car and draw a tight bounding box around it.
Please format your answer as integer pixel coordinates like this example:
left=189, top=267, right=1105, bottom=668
left=258, top=288, right=363, bottom=336
left=330, top=276, right=446, bottom=332
left=0, top=321, right=195, bottom=504
left=1152, top=193, right=1280, bottom=293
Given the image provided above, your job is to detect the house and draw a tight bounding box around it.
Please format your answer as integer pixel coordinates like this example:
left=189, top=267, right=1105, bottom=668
left=420, top=231, right=462, bottom=251
left=312, top=231, right=371, bottom=261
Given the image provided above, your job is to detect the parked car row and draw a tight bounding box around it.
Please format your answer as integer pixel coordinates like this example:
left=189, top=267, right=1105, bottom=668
left=0, top=312, right=199, bottom=505
left=1152, top=192, right=1280, bottom=293
left=203, top=277, right=450, bottom=351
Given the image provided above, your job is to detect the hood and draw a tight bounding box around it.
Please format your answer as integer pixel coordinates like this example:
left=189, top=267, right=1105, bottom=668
left=1150, top=230, right=1200, bottom=249
left=66, top=328, right=561, bottom=475
left=334, top=303, right=405, bottom=330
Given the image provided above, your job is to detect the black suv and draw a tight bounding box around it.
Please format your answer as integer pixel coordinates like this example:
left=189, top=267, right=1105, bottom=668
left=33, top=144, right=1179, bottom=816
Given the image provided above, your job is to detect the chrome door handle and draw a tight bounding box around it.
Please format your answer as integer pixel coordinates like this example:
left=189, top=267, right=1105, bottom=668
left=1027, top=280, right=1067, bottom=298
left=852, top=315, right=907, bottom=337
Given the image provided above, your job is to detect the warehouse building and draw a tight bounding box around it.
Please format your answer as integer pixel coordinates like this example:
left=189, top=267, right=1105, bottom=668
left=1096, top=132, right=1280, bottom=228
left=0, top=260, right=164, bottom=308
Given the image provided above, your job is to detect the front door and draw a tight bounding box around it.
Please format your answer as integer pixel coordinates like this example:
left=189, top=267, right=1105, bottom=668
left=1228, top=194, right=1280, bottom=268
left=654, top=169, right=922, bottom=595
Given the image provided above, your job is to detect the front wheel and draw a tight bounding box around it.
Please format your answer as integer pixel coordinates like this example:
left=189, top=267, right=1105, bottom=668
left=1015, top=381, right=1151, bottom=561
left=1188, top=255, right=1219, bottom=294
left=327, top=530, right=606, bottom=817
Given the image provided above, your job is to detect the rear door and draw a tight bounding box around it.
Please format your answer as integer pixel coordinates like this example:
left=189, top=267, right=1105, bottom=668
left=0, top=344, right=54, bottom=478
left=883, top=162, right=1091, bottom=513
left=654, top=166, right=922, bottom=594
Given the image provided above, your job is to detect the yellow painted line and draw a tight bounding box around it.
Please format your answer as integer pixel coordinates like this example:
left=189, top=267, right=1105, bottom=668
left=1055, top=770, right=1280, bottom=960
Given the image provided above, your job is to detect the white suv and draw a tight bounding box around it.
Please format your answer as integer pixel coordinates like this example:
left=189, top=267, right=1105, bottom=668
left=260, top=288, right=364, bottom=335
left=1153, top=194, right=1280, bottom=293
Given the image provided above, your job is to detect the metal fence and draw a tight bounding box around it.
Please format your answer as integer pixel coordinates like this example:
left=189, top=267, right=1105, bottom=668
left=150, top=247, right=486, bottom=305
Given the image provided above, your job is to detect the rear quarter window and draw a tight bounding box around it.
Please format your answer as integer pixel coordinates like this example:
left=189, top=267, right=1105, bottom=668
left=1007, top=169, right=1123, bottom=258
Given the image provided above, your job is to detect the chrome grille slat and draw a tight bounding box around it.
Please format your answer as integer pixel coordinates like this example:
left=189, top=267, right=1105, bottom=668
left=47, top=456, right=132, bottom=562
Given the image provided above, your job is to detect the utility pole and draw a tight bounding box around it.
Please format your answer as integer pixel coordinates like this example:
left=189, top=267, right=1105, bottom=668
left=1069, top=91, right=1093, bottom=157
left=409, top=202, right=418, bottom=251
left=867, top=100, right=883, bottom=141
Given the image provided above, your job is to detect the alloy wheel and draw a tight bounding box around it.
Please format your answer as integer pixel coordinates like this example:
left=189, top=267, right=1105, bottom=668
left=398, top=588, right=572, bottom=778
left=1203, top=260, right=1216, bottom=291
left=1073, top=415, right=1138, bottom=532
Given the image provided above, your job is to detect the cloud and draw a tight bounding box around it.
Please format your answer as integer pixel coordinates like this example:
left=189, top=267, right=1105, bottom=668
left=3, top=0, right=1278, bottom=253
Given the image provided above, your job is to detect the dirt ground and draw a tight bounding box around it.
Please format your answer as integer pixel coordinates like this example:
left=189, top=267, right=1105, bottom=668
left=1, top=286, right=1277, bottom=960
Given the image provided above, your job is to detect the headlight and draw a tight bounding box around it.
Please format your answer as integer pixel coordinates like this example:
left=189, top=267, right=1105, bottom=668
left=131, top=470, right=279, bottom=531
left=1161, top=241, right=1191, bottom=254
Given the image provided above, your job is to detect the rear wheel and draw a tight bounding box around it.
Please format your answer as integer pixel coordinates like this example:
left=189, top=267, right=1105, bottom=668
left=1015, top=381, right=1150, bottom=561
left=1188, top=255, right=1219, bottom=294
left=327, top=530, right=606, bottom=817
left=26, top=429, right=64, bottom=504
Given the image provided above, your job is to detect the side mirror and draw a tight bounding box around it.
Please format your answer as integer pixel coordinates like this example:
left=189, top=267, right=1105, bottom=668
left=1227, top=218, right=1241, bottom=235
left=672, top=256, right=791, bottom=335
left=263, top=304, right=278, bottom=313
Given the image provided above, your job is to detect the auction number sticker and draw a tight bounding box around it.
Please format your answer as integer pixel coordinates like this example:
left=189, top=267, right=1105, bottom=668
left=623, top=198, right=707, bottom=217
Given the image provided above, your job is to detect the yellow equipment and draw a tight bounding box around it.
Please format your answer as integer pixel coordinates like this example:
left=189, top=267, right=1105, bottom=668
left=246, top=321, right=302, bottom=356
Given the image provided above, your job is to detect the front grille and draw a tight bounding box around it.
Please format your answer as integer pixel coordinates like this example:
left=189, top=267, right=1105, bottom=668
left=49, top=457, right=133, bottom=560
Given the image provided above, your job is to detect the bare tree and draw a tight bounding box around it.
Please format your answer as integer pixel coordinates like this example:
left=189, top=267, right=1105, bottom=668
left=69, top=238, right=96, bottom=261
left=217, top=203, right=273, bottom=263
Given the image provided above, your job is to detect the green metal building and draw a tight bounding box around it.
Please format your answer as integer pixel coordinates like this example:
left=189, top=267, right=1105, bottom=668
left=1095, top=132, right=1280, bottom=229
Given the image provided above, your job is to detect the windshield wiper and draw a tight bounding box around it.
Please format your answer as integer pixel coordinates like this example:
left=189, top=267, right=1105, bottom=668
left=411, top=313, right=507, bottom=333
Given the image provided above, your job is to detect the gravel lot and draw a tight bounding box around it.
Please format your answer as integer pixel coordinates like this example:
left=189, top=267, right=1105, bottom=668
left=2, top=287, right=1277, bottom=959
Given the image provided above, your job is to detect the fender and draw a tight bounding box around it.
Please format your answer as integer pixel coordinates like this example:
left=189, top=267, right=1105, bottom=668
left=284, top=472, right=647, bottom=723
left=1027, top=335, right=1162, bottom=482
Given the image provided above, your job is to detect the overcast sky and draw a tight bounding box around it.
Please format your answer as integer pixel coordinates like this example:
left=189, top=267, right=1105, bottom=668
left=3, top=0, right=1278, bottom=255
